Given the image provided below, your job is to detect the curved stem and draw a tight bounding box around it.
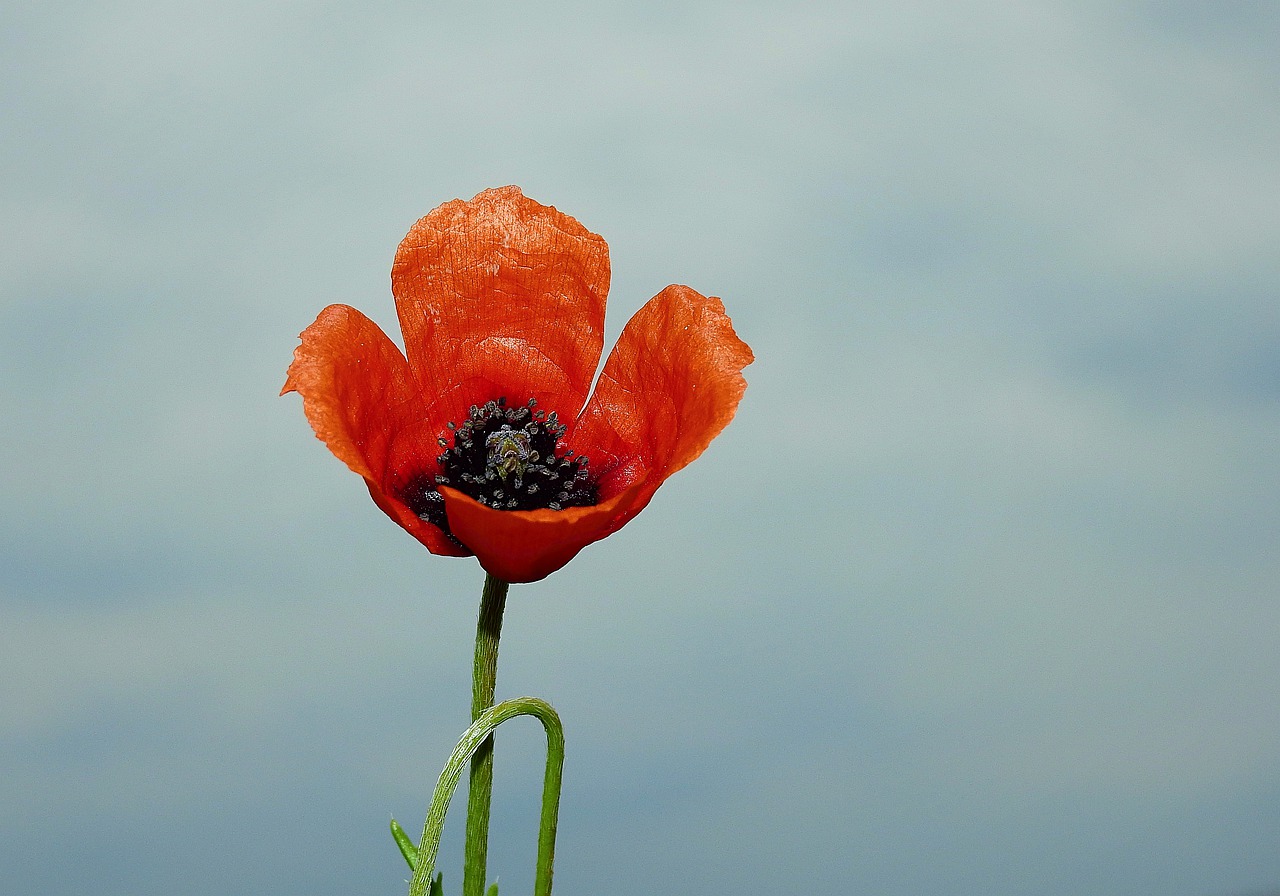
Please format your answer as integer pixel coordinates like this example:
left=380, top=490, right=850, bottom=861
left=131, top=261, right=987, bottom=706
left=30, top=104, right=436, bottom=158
left=407, top=697, right=566, bottom=896
left=463, top=574, right=509, bottom=896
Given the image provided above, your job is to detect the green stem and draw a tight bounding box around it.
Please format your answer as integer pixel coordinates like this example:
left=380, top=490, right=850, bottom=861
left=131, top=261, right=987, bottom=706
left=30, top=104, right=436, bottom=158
left=463, top=574, right=509, bottom=896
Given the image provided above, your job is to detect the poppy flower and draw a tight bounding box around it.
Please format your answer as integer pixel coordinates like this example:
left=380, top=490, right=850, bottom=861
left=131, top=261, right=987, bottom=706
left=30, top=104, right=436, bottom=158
left=283, top=186, right=753, bottom=583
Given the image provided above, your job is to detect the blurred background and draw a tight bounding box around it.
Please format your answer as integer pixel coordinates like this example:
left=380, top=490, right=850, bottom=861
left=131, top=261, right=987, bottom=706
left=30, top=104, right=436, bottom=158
left=3, top=2, right=1278, bottom=894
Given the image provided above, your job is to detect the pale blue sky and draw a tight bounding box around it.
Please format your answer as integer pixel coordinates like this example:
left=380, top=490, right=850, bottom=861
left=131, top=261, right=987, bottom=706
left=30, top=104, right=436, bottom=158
left=3, top=2, right=1279, bottom=895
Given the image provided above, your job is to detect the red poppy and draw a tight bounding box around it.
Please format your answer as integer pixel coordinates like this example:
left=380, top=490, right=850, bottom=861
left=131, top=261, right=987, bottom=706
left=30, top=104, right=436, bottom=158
left=283, top=186, right=753, bottom=583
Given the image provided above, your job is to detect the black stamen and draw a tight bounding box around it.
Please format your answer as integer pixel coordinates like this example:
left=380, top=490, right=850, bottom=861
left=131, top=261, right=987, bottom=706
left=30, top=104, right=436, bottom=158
left=402, top=396, right=599, bottom=546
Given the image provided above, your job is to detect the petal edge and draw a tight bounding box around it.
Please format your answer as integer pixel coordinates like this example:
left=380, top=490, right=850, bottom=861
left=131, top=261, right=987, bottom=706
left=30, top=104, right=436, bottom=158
left=440, top=482, right=648, bottom=583
left=283, top=304, right=464, bottom=557
left=391, top=186, right=611, bottom=422
left=572, top=284, right=754, bottom=514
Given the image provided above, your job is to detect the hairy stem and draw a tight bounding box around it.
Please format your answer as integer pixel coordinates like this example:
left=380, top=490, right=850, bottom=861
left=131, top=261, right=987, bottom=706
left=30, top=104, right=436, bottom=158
left=462, top=574, right=509, bottom=896
left=405, top=697, right=565, bottom=896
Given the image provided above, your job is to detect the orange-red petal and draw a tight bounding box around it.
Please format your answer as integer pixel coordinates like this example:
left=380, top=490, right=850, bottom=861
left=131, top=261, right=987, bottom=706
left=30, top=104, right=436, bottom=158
left=282, top=304, right=466, bottom=557
left=570, top=284, right=754, bottom=531
left=391, top=186, right=611, bottom=424
left=440, top=482, right=648, bottom=583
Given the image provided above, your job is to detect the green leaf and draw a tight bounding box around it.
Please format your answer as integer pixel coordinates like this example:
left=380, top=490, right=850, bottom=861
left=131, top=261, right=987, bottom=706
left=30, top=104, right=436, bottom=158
left=486, top=883, right=499, bottom=896
left=390, top=817, right=419, bottom=871
left=429, top=872, right=444, bottom=896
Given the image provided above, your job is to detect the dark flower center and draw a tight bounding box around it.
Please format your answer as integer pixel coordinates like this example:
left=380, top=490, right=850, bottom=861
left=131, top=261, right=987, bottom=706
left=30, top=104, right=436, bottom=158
left=404, top=397, right=597, bottom=543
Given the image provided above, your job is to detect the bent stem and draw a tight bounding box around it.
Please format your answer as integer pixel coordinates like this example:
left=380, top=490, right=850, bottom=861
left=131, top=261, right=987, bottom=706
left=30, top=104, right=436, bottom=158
left=464, top=574, right=509, bottom=896
left=401, top=696, right=566, bottom=896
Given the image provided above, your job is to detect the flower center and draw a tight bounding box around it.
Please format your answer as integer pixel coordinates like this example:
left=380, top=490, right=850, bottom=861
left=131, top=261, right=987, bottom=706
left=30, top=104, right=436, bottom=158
left=404, top=397, right=597, bottom=543
left=486, top=427, right=535, bottom=485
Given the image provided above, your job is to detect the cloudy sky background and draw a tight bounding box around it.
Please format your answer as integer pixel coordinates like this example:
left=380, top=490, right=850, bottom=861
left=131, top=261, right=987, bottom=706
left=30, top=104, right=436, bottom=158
left=3, top=2, right=1279, bottom=894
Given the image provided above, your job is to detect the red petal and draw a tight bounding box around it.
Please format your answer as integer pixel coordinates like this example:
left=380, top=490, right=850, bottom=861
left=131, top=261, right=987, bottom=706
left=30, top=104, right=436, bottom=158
left=391, top=186, right=610, bottom=421
left=440, top=483, right=648, bottom=583
left=570, top=284, right=754, bottom=532
left=282, top=304, right=467, bottom=557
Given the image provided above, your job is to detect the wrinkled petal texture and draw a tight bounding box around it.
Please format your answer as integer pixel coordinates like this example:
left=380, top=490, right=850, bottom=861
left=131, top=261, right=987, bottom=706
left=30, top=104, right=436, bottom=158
left=440, top=481, right=649, bottom=585
left=574, top=284, right=754, bottom=531
left=392, top=186, right=610, bottom=428
left=443, top=284, right=753, bottom=582
left=282, top=304, right=466, bottom=556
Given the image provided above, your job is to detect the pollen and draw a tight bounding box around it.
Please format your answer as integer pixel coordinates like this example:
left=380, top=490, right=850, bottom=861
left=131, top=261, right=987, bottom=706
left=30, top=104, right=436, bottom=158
left=404, top=397, right=597, bottom=543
